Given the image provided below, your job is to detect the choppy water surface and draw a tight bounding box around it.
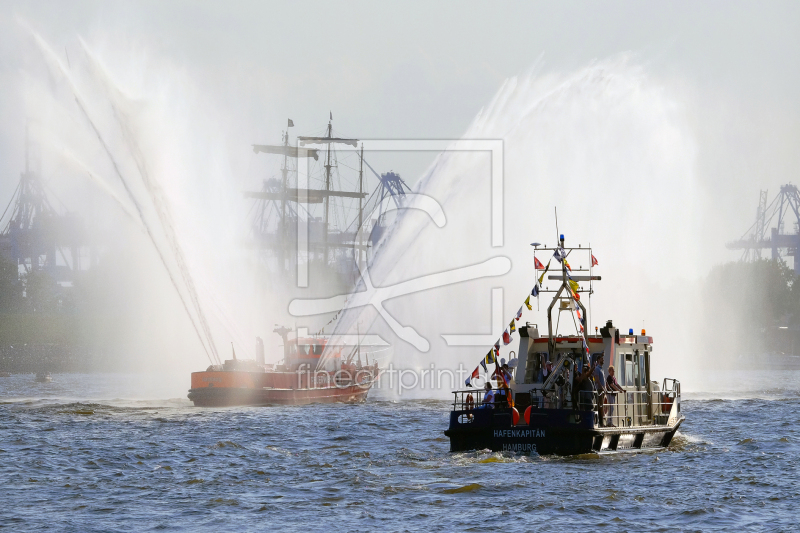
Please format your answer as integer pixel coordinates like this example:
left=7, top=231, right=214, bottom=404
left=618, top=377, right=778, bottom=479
left=1, top=371, right=799, bottom=532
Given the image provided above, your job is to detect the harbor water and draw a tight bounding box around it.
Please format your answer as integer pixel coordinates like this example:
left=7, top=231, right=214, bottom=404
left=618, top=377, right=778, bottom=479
left=1, top=369, right=798, bottom=532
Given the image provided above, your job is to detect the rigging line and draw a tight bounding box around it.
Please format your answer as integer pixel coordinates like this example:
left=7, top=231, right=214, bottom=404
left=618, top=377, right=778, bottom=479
left=42, top=182, right=69, bottom=212
left=570, top=306, right=580, bottom=336
left=0, top=180, right=21, bottom=228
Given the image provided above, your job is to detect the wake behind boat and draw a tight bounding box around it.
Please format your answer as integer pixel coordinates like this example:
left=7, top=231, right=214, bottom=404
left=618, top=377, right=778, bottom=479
left=445, top=236, right=684, bottom=455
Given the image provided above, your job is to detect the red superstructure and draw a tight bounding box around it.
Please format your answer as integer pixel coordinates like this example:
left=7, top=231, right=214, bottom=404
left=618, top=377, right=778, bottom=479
left=188, top=328, right=379, bottom=407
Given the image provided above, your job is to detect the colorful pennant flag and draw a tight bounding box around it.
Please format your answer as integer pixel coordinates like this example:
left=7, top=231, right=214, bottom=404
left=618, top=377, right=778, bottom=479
left=485, top=350, right=496, bottom=366
left=591, top=254, right=599, bottom=267
left=509, top=320, right=516, bottom=334
left=569, top=279, right=580, bottom=294
left=465, top=366, right=480, bottom=387
left=564, top=259, right=572, bottom=272
left=538, top=259, right=552, bottom=285
left=532, top=284, right=540, bottom=297
left=515, top=306, right=523, bottom=321
left=480, top=359, right=488, bottom=372
left=524, top=295, right=532, bottom=310
left=534, top=257, right=545, bottom=270
left=553, top=249, right=564, bottom=262
left=502, top=329, right=511, bottom=345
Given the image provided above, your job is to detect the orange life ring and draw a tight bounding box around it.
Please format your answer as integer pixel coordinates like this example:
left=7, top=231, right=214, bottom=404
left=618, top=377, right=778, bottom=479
left=511, top=407, right=520, bottom=426
left=465, top=394, right=474, bottom=411
left=524, top=405, right=532, bottom=425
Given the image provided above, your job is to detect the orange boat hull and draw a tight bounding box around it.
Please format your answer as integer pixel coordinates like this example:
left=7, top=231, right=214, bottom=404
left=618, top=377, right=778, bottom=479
left=187, top=369, right=378, bottom=407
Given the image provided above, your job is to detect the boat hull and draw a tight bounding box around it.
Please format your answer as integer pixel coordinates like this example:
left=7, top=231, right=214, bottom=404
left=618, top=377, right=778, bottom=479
left=188, top=383, right=372, bottom=407
left=187, top=368, right=378, bottom=407
left=445, top=408, right=684, bottom=456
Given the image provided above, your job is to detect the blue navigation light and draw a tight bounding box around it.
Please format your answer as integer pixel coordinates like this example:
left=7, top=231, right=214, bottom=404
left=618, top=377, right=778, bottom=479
left=560, top=234, right=564, bottom=241
left=629, top=328, right=634, bottom=335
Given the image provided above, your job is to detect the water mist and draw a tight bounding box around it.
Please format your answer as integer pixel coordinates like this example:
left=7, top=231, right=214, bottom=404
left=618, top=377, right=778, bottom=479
left=334, top=56, right=706, bottom=398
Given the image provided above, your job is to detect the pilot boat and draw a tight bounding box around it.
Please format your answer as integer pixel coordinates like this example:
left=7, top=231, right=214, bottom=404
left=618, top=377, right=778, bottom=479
left=188, top=327, right=380, bottom=407
left=445, top=236, right=684, bottom=455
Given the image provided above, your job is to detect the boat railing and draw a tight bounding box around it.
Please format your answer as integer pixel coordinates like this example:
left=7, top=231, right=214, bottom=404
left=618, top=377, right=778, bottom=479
left=450, top=389, right=513, bottom=412
left=602, top=390, right=650, bottom=427
left=451, top=381, right=680, bottom=428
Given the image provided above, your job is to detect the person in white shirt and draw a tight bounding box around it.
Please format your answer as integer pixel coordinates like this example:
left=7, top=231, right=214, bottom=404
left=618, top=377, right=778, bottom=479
left=481, top=382, right=495, bottom=409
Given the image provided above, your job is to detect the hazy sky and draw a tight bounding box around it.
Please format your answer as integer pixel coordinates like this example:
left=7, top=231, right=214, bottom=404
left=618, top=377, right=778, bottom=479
left=1, top=1, right=799, bottom=371
left=1, top=0, right=799, bottom=259
left=2, top=1, right=798, bottom=176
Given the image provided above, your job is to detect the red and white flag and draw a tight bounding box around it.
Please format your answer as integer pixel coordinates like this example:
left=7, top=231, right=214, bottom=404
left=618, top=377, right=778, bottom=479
left=534, top=257, right=545, bottom=270
left=465, top=366, right=480, bottom=387
left=591, top=254, right=599, bottom=267
left=503, top=329, right=511, bottom=345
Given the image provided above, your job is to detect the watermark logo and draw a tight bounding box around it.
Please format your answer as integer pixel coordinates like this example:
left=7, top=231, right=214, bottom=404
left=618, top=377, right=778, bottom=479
left=288, top=139, right=507, bottom=350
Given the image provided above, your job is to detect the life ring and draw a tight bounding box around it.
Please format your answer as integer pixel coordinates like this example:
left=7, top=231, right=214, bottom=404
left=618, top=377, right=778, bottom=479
left=511, top=407, right=520, bottom=426
left=465, top=394, right=474, bottom=411
left=524, top=405, right=532, bottom=425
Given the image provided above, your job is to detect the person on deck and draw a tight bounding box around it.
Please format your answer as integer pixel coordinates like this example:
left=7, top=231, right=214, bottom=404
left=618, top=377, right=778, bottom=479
left=605, top=365, right=625, bottom=427
left=495, top=385, right=508, bottom=408
left=481, top=382, right=495, bottom=409
left=574, top=362, right=595, bottom=411
left=591, top=354, right=607, bottom=426
left=501, top=364, right=513, bottom=386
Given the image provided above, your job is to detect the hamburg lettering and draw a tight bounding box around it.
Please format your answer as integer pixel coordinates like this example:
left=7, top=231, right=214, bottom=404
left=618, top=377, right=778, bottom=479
left=501, top=443, right=537, bottom=452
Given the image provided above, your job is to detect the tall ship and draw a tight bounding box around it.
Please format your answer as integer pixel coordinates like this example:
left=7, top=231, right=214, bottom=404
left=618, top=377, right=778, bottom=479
left=246, top=116, right=411, bottom=292
left=187, top=116, right=403, bottom=406
left=445, top=236, right=684, bottom=455
left=188, top=326, right=380, bottom=406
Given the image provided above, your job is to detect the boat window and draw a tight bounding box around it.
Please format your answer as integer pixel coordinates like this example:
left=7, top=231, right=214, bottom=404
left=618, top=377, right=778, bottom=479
left=313, top=344, right=323, bottom=355
left=299, top=344, right=310, bottom=355
left=633, top=353, right=641, bottom=387
left=625, top=354, right=634, bottom=387
left=638, top=353, right=647, bottom=387
left=525, top=352, right=544, bottom=383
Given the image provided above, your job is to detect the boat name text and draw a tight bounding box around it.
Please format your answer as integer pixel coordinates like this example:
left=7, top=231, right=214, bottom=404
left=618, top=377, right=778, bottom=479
left=493, top=429, right=546, bottom=438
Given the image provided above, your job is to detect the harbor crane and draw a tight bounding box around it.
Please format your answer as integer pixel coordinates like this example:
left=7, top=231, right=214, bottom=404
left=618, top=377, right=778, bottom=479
left=726, top=184, right=800, bottom=274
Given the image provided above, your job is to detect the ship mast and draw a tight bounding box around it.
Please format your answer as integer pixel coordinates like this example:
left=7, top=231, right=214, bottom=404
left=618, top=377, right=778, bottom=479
left=323, top=119, right=333, bottom=264
left=358, top=144, right=364, bottom=268
left=280, top=128, right=289, bottom=270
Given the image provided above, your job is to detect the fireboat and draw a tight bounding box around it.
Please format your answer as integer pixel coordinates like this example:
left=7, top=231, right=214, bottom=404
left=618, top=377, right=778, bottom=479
left=188, top=327, right=380, bottom=407
left=444, top=236, right=684, bottom=455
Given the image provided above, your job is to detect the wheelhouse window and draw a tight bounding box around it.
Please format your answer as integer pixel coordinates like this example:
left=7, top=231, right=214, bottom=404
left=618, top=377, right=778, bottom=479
left=638, top=353, right=647, bottom=387
left=525, top=352, right=547, bottom=383
left=625, top=354, right=634, bottom=387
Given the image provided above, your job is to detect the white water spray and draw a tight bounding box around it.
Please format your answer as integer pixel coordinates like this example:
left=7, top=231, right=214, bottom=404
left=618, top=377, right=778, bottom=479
left=334, top=56, right=703, bottom=397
